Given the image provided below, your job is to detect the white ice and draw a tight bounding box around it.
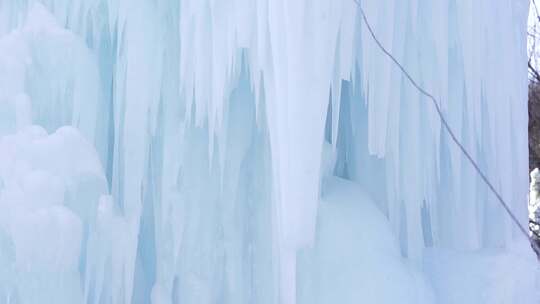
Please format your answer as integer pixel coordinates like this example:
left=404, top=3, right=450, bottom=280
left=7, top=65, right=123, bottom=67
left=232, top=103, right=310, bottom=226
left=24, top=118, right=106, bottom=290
left=0, top=1, right=537, bottom=304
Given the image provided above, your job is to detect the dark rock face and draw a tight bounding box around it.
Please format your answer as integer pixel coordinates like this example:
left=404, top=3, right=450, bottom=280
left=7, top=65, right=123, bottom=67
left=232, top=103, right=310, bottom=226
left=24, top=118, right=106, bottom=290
left=529, top=83, right=540, bottom=258
left=529, top=83, right=540, bottom=172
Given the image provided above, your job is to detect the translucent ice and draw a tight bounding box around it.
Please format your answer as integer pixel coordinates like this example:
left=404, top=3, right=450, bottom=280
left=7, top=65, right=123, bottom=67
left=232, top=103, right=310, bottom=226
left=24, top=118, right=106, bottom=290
left=0, top=1, right=537, bottom=304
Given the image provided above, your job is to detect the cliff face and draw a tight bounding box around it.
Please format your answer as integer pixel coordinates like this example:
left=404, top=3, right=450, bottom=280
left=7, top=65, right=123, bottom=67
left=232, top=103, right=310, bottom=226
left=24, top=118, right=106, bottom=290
left=529, top=82, right=540, bottom=258
left=530, top=83, right=540, bottom=172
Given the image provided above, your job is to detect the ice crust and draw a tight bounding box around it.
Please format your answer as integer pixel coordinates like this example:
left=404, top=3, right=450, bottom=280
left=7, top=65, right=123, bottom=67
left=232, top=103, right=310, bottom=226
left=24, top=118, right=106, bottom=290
left=0, top=1, right=537, bottom=304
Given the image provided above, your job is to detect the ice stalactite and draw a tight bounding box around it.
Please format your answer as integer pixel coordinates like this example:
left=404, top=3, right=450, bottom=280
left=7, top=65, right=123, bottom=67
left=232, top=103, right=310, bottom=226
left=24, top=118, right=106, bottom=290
left=0, top=0, right=536, bottom=304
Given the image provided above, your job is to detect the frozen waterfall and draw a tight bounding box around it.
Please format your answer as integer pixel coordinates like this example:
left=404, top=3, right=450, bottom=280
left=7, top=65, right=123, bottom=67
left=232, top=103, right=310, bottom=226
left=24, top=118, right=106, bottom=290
left=0, top=0, right=538, bottom=303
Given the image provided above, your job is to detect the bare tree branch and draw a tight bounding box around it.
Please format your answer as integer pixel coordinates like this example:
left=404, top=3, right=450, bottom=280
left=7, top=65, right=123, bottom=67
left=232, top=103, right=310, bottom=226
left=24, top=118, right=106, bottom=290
left=533, top=0, right=540, bottom=23
left=529, top=60, right=540, bottom=83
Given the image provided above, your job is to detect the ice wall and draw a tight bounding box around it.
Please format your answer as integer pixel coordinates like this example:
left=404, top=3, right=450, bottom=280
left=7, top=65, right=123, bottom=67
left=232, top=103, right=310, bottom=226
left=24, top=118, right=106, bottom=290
left=0, top=0, right=536, bottom=304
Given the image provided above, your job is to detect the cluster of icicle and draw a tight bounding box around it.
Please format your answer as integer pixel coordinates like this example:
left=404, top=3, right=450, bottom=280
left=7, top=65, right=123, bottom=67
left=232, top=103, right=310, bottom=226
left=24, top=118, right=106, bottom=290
left=0, top=0, right=532, bottom=303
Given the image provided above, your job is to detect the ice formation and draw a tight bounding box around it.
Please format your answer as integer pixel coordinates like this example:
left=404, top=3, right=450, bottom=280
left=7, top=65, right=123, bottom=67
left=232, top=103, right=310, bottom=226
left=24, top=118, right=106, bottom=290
left=0, top=0, right=537, bottom=303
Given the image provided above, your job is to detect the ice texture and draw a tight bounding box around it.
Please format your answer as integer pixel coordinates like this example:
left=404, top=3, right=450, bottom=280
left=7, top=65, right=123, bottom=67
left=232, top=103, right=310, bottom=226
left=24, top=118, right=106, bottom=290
left=0, top=1, right=537, bottom=304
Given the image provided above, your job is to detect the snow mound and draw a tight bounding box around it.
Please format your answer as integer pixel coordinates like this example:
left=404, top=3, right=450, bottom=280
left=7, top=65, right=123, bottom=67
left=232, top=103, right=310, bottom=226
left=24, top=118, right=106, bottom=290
left=298, top=176, right=434, bottom=304
left=425, top=242, right=539, bottom=304
left=0, top=126, right=108, bottom=303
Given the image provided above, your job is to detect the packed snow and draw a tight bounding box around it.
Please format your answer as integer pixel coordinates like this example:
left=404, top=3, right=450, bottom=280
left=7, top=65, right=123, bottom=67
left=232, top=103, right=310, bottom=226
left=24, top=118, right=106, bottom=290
left=0, top=0, right=538, bottom=304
